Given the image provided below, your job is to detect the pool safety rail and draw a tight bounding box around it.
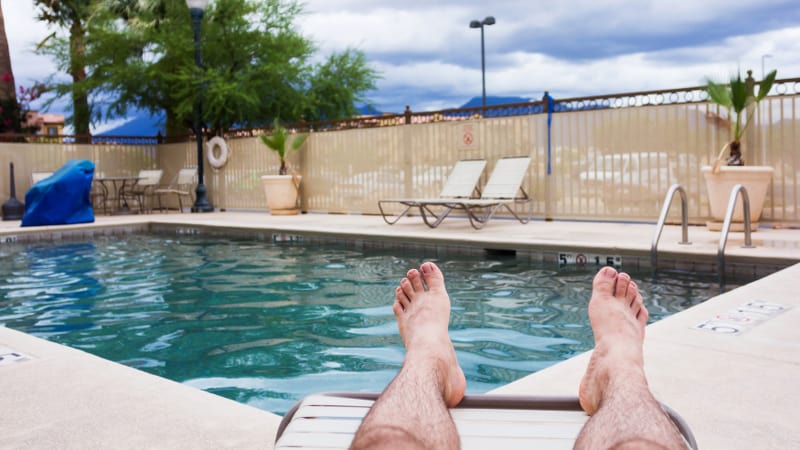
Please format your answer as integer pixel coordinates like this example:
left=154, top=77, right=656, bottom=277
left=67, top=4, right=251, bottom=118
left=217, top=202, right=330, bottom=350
left=718, top=184, right=755, bottom=285
left=651, top=184, right=692, bottom=269
left=652, top=183, right=759, bottom=284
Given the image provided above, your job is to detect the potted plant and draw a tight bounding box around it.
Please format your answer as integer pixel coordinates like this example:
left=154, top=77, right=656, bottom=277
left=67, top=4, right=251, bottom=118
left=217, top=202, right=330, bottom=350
left=259, top=118, right=308, bottom=215
left=702, top=69, right=777, bottom=231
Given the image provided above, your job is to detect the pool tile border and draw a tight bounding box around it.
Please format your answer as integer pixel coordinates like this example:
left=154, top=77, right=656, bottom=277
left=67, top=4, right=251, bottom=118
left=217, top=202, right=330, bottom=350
left=0, top=221, right=790, bottom=280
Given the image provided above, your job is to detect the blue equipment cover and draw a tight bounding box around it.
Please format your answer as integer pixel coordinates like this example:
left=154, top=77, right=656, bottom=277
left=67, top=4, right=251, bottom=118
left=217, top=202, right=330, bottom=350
left=21, top=160, right=95, bottom=227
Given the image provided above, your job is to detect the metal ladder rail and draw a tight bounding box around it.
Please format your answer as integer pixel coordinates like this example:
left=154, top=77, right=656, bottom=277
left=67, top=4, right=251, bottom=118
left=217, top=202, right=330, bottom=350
left=651, top=184, right=691, bottom=269
left=718, top=184, right=755, bottom=285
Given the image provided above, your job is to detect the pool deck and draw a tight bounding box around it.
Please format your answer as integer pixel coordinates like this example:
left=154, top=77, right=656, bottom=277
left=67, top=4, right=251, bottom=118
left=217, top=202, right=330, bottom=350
left=1, top=212, right=799, bottom=449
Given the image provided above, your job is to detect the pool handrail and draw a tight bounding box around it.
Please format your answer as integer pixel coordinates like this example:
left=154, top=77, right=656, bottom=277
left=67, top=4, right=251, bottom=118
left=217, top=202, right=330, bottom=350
left=718, top=184, right=755, bottom=285
left=651, top=184, right=691, bottom=269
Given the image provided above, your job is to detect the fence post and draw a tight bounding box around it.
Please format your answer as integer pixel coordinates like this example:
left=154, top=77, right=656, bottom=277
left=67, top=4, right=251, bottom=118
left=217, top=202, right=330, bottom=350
left=404, top=105, right=412, bottom=125
left=542, top=91, right=553, bottom=221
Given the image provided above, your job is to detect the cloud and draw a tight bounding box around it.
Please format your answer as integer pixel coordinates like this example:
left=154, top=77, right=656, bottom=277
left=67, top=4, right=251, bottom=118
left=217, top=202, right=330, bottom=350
left=292, top=0, right=800, bottom=112
left=4, top=0, right=800, bottom=119
left=4, top=1, right=57, bottom=84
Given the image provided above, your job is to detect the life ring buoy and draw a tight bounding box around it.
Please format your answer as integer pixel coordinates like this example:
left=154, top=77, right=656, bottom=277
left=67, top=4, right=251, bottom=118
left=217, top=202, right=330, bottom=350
left=207, top=136, right=229, bottom=169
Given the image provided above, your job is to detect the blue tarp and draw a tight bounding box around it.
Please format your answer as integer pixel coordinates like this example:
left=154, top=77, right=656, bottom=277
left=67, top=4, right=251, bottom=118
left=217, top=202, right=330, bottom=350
left=21, top=160, right=95, bottom=227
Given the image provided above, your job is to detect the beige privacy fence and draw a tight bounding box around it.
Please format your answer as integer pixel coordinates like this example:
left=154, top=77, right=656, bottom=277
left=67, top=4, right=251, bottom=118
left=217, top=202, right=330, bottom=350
left=0, top=140, right=158, bottom=191
left=2, top=91, right=798, bottom=225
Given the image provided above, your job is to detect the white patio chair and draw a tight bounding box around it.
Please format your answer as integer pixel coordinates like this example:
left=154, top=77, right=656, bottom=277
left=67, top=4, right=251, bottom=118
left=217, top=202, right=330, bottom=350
left=154, top=168, right=197, bottom=213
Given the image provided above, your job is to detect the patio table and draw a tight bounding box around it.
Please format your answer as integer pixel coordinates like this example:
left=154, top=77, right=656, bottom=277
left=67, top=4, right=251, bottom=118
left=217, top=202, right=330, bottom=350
left=95, top=176, right=142, bottom=215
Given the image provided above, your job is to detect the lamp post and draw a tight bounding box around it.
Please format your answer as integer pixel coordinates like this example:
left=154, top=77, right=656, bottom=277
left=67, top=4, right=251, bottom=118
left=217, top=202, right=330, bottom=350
left=187, top=0, right=213, bottom=212
left=469, top=16, right=495, bottom=110
left=761, top=54, right=772, bottom=79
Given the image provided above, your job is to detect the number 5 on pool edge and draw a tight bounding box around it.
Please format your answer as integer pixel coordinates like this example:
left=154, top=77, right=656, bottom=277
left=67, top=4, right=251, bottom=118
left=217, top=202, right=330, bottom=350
left=605, top=256, right=622, bottom=267
left=693, top=320, right=742, bottom=334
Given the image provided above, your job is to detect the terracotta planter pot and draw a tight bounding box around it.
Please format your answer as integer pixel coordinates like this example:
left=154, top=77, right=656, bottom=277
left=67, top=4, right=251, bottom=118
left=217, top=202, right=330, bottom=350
left=701, top=165, right=773, bottom=231
left=261, top=175, right=301, bottom=215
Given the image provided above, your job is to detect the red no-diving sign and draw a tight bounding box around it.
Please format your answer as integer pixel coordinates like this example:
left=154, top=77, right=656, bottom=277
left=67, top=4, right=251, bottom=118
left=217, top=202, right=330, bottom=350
left=463, top=133, right=473, bottom=145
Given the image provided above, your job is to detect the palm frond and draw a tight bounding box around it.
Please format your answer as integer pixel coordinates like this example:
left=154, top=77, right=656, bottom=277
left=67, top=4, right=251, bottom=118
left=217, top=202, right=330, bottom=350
left=705, top=80, right=731, bottom=108
left=756, top=69, right=777, bottom=101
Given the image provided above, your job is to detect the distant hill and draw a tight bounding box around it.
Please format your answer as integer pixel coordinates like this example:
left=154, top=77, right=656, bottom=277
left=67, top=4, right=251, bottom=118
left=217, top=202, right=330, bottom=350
left=93, top=97, right=537, bottom=136
left=459, top=96, right=533, bottom=108
left=357, top=104, right=382, bottom=116
left=98, top=110, right=165, bottom=137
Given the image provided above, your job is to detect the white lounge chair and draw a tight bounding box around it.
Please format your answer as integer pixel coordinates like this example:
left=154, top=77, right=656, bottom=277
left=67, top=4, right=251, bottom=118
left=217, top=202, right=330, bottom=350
left=31, top=171, right=54, bottom=184
left=274, top=393, right=698, bottom=450
left=154, top=167, right=196, bottom=213
left=418, top=155, right=533, bottom=229
left=378, top=159, right=487, bottom=226
left=120, top=169, right=164, bottom=214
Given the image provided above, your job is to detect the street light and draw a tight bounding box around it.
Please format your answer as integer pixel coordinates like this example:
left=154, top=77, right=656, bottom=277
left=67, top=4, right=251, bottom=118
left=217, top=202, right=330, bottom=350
left=761, top=54, right=772, bottom=79
left=187, top=0, right=213, bottom=212
left=469, top=16, right=495, bottom=110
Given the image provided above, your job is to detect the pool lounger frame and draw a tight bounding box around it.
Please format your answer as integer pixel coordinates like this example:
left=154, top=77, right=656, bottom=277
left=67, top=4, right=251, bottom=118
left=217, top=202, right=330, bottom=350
left=274, top=393, right=698, bottom=450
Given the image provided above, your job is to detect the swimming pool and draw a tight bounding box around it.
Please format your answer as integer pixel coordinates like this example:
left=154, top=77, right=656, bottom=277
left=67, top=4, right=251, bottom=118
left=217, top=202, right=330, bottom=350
left=0, top=233, right=745, bottom=414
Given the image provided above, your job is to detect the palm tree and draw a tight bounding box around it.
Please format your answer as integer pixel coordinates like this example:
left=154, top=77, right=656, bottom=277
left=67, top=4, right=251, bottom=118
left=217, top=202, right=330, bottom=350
left=0, top=1, right=17, bottom=103
left=34, top=0, right=92, bottom=140
left=0, top=0, right=17, bottom=102
left=259, top=118, right=308, bottom=175
left=0, top=1, right=24, bottom=134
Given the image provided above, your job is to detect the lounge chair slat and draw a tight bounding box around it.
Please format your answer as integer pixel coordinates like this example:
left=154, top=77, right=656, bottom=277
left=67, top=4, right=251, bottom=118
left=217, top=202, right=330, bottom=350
left=460, top=435, right=575, bottom=450
left=302, top=395, right=374, bottom=408
left=454, top=420, right=584, bottom=438
left=276, top=447, right=346, bottom=450
left=275, top=431, right=353, bottom=448
left=283, top=418, right=362, bottom=434
left=293, top=405, right=370, bottom=419
left=452, top=408, right=588, bottom=423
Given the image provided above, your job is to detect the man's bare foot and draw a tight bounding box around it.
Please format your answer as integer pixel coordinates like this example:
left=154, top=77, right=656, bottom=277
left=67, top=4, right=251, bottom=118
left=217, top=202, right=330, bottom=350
left=393, top=261, right=467, bottom=407
left=579, top=266, right=649, bottom=415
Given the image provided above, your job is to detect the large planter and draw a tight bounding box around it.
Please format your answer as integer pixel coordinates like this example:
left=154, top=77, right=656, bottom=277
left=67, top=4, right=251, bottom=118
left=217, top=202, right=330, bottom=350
left=701, top=165, right=773, bottom=231
left=261, top=175, right=301, bottom=215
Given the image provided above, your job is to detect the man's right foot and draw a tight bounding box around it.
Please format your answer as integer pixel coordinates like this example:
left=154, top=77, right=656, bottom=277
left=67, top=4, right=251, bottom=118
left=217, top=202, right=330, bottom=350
left=394, top=261, right=467, bottom=407
left=578, top=266, right=649, bottom=415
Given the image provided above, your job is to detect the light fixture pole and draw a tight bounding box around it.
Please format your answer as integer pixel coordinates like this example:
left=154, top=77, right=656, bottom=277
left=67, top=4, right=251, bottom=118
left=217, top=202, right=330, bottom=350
left=187, top=0, right=213, bottom=212
left=469, top=16, right=495, bottom=110
left=761, top=54, right=772, bottom=79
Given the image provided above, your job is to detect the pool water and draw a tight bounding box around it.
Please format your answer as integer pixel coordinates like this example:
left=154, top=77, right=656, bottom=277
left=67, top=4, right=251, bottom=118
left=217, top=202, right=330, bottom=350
left=0, top=234, right=742, bottom=414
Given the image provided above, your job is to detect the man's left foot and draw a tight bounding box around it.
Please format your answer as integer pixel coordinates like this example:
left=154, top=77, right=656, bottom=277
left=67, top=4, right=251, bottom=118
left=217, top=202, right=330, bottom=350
left=393, top=261, right=466, bottom=407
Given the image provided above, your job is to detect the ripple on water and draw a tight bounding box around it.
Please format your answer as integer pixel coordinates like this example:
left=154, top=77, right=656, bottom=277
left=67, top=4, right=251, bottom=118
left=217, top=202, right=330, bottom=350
left=0, top=233, right=750, bottom=416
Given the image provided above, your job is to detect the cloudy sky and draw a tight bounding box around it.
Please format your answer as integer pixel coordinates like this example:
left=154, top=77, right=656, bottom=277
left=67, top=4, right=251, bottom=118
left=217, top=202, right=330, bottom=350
left=5, top=0, right=800, bottom=122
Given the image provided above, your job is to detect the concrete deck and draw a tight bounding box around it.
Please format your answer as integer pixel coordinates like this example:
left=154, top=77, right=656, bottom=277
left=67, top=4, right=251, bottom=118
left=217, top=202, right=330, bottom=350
left=1, top=212, right=799, bottom=449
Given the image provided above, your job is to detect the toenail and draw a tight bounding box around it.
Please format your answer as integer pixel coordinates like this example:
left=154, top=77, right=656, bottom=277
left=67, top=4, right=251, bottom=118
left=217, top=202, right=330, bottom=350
left=421, top=263, right=433, bottom=274
left=601, top=267, right=616, bottom=277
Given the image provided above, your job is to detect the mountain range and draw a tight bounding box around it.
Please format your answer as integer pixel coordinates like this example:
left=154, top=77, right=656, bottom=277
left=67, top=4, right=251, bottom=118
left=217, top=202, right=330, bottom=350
left=97, top=96, right=534, bottom=136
